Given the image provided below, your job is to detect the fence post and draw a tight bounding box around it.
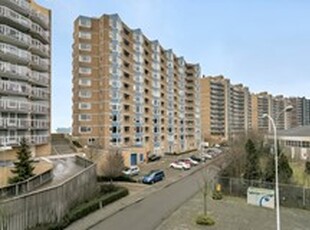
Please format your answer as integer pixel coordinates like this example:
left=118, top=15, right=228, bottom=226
left=229, top=178, right=232, bottom=195
left=303, top=187, right=306, bottom=208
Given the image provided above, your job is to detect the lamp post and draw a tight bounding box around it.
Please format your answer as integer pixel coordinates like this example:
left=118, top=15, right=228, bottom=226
left=262, top=105, right=293, bottom=230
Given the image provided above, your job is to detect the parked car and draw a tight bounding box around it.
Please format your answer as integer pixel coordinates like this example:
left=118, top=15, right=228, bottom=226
left=142, top=169, right=165, bottom=184
left=122, top=166, right=140, bottom=176
left=183, top=157, right=199, bottom=166
left=190, top=155, right=203, bottom=162
left=201, top=153, right=212, bottom=160
left=148, top=154, right=162, bottom=162
left=170, top=161, right=191, bottom=170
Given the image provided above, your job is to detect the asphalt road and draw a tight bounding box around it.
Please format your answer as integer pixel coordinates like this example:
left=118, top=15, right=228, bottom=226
left=89, top=160, right=223, bottom=230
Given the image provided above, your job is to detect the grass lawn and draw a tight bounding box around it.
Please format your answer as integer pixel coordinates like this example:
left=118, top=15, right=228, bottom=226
left=290, top=161, right=310, bottom=187
left=0, top=161, right=53, bottom=187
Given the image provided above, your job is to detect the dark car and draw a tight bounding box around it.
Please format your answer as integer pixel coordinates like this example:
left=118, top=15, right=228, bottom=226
left=190, top=155, right=203, bottom=162
left=142, top=169, right=165, bottom=184
left=148, top=154, right=161, bottom=162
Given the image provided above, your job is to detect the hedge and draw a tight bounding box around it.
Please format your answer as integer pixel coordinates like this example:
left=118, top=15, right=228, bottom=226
left=29, top=186, right=129, bottom=230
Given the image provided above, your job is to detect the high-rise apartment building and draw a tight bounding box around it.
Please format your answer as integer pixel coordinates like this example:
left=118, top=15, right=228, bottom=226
left=200, top=75, right=251, bottom=143
left=0, top=0, right=51, bottom=158
left=251, top=92, right=272, bottom=132
left=286, top=97, right=310, bottom=128
left=72, top=14, right=200, bottom=165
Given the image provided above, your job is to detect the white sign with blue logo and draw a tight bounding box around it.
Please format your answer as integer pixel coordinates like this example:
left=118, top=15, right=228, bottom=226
left=247, top=187, right=275, bottom=209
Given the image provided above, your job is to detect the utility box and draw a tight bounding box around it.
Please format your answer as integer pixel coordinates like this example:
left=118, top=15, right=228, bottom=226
left=247, top=187, right=275, bottom=209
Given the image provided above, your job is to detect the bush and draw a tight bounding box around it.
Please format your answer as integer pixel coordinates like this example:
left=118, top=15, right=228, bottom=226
left=97, top=175, right=137, bottom=183
left=196, top=214, right=215, bottom=226
left=305, top=161, right=310, bottom=175
left=212, top=190, right=223, bottom=200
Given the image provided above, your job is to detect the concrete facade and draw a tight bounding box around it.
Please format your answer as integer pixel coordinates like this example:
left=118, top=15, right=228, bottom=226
left=0, top=0, right=51, bottom=158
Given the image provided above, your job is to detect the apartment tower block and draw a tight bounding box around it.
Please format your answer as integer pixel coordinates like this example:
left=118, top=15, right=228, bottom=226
left=72, top=14, right=200, bottom=165
left=0, top=0, right=51, bottom=158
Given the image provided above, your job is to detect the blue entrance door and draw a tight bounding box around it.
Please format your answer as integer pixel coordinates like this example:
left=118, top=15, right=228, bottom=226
left=130, top=153, right=137, bottom=166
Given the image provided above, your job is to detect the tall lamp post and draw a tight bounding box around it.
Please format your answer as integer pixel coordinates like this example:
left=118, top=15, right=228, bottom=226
left=262, top=105, right=293, bottom=230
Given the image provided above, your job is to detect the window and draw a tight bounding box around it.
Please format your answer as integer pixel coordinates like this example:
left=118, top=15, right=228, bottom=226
left=79, top=102, right=91, bottom=110
left=79, top=126, right=92, bottom=133
left=79, top=78, right=91, bottom=86
left=79, top=114, right=91, bottom=121
left=79, top=89, right=91, bottom=98
left=79, top=55, right=91, bottom=63
left=79, top=31, right=91, bottom=39
left=79, top=17, right=92, bottom=28
left=79, top=43, right=91, bottom=51
left=79, top=67, right=91, bottom=75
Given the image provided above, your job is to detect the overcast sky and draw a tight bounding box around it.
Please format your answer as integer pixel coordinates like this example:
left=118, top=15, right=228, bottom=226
left=36, top=0, right=310, bottom=131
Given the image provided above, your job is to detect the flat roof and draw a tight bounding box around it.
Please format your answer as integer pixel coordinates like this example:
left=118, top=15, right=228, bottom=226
left=277, top=125, right=310, bottom=137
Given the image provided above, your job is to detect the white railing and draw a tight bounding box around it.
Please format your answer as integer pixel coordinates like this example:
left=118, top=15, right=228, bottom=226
left=0, top=60, right=31, bottom=79
left=31, top=87, right=49, bottom=99
left=0, top=134, right=49, bottom=146
left=0, top=24, right=31, bottom=46
left=0, top=98, right=29, bottom=112
left=31, top=54, right=49, bottom=69
left=31, top=8, right=49, bottom=29
left=31, top=102, right=49, bottom=114
left=31, top=71, right=49, bottom=85
left=0, top=6, right=31, bottom=29
left=0, top=118, right=30, bottom=128
left=31, top=22, right=49, bottom=41
left=0, top=80, right=30, bottom=95
left=31, top=38, right=49, bottom=56
left=0, top=42, right=31, bottom=62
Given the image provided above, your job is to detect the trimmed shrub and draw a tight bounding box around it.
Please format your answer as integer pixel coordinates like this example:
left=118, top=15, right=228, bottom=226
left=72, top=140, right=82, bottom=148
left=196, top=214, right=215, bottom=226
left=97, top=175, right=137, bottom=183
left=212, top=190, right=223, bottom=200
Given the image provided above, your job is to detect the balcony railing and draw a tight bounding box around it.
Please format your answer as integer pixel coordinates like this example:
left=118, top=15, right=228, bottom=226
left=0, top=80, right=30, bottom=95
left=0, top=24, right=31, bottom=48
left=30, top=71, right=49, bottom=85
left=31, top=22, right=49, bottom=43
left=30, top=9, right=49, bottom=29
left=0, top=118, right=30, bottom=129
left=0, top=60, right=31, bottom=80
left=0, top=134, right=49, bottom=147
left=31, top=119, right=49, bottom=129
left=0, top=6, right=31, bottom=30
left=31, top=38, right=49, bottom=57
left=0, top=98, right=29, bottom=112
left=1, top=0, right=31, bottom=16
left=31, top=87, right=49, bottom=99
left=31, top=54, right=49, bottom=71
left=0, top=42, right=31, bottom=64
left=31, top=102, right=49, bottom=114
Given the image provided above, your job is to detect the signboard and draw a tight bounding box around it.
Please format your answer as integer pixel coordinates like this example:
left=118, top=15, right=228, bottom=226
left=247, top=187, right=275, bottom=209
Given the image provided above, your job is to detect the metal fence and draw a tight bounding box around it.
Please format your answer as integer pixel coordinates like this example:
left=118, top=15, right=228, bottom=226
left=216, top=176, right=310, bottom=210
left=0, top=156, right=98, bottom=230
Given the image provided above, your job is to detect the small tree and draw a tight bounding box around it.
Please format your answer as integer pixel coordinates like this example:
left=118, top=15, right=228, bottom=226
left=305, top=161, right=310, bottom=175
left=9, top=137, right=34, bottom=184
left=264, top=143, right=293, bottom=183
left=101, top=148, right=124, bottom=179
left=243, top=139, right=261, bottom=181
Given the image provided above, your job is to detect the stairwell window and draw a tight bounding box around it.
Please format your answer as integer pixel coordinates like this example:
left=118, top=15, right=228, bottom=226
left=79, top=31, right=91, bottom=39
left=79, top=89, right=91, bottom=98
left=79, top=17, right=92, bottom=28
left=79, top=43, right=91, bottom=51
left=79, top=102, right=91, bottom=110
left=79, top=55, right=91, bottom=63
left=79, top=114, right=91, bottom=121
left=79, top=126, right=92, bottom=133
left=79, top=67, right=91, bottom=75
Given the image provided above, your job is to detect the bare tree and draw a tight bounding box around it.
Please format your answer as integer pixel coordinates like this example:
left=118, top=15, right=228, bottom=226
left=100, top=147, right=124, bottom=179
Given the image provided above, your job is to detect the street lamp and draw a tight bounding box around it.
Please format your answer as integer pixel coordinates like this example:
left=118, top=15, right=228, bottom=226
left=262, top=105, right=293, bottom=230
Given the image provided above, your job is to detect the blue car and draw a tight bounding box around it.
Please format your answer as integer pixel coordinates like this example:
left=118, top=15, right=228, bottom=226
left=142, top=170, right=165, bottom=184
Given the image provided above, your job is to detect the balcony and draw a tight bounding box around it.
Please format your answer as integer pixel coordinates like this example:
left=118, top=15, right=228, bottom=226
left=0, top=6, right=31, bottom=31
left=31, top=119, right=49, bottom=129
left=0, top=118, right=30, bottom=129
left=0, top=42, right=31, bottom=64
left=0, top=98, right=29, bottom=113
left=1, top=0, right=31, bottom=16
left=31, top=38, right=49, bottom=58
left=31, top=54, right=49, bottom=71
left=30, top=22, right=49, bottom=43
left=0, top=80, right=30, bottom=96
left=31, top=134, right=49, bottom=145
left=31, top=102, right=49, bottom=114
left=31, top=87, right=49, bottom=100
left=30, top=71, right=49, bottom=86
left=30, top=9, right=49, bottom=30
left=0, top=24, right=31, bottom=48
left=0, top=60, right=31, bottom=80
